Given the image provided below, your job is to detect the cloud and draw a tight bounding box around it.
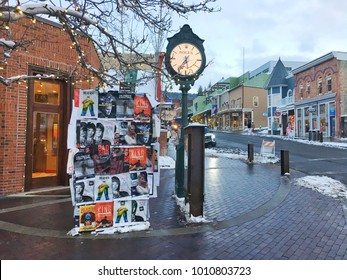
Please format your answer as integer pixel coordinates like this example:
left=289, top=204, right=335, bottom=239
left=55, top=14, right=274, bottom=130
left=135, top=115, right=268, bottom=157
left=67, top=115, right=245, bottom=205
left=169, top=0, right=347, bottom=92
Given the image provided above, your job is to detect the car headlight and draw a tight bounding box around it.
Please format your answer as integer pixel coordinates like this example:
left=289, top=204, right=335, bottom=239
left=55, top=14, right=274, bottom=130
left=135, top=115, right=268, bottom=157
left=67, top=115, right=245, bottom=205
left=211, top=135, right=216, bottom=140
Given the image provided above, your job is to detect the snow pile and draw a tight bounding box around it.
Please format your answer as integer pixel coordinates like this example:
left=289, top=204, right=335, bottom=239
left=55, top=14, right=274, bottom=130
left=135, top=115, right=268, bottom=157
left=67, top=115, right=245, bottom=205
left=294, top=175, right=347, bottom=201
left=205, top=147, right=280, bottom=164
left=67, top=222, right=151, bottom=236
left=94, top=222, right=150, bottom=235
left=174, top=195, right=210, bottom=224
left=159, top=156, right=175, bottom=169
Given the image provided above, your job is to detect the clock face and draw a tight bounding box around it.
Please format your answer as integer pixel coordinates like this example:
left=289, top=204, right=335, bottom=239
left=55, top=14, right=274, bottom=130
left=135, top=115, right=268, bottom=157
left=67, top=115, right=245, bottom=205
left=169, top=43, right=203, bottom=76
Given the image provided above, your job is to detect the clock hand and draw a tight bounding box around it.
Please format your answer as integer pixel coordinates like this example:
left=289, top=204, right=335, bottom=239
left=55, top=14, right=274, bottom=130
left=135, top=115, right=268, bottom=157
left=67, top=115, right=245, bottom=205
left=178, top=56, right=189, bottom=72
left=184, top=55, right=190, bottom=68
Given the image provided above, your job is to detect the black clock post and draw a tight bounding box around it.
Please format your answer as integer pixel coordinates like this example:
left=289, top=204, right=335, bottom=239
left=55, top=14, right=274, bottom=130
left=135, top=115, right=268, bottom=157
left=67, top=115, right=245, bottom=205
left=165, top=24, right=206, bottom=198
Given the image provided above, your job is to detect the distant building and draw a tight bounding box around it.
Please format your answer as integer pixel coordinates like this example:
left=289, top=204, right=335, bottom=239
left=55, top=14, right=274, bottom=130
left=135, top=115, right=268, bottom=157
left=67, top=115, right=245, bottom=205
left=265, top=59, right=301, bottom=136
left=292, top=51, right=347, bottom=139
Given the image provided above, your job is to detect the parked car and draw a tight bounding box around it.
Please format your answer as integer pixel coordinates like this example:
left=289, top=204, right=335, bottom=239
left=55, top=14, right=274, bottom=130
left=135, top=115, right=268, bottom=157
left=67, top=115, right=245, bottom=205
left=204, top=127, right=216, bottom=147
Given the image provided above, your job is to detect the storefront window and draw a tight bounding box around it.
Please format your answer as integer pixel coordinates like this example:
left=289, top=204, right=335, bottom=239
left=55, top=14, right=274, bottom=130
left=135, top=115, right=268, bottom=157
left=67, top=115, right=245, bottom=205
left=312, top=105, right=317, bottom=129
left=329, top=102, right=336, bottom=116
left=304, top=107, right=310, bottom=132
left=34, top=80, right=60, bottom=105
left=296, top=108, right=302, bottom=137
left=297, top=109, right=302, bottom=118
left=319, top=104, right=326, bottom=114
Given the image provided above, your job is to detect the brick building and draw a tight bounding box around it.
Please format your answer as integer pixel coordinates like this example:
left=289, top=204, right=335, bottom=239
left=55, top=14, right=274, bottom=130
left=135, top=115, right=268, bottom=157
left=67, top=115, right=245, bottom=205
left=0, top=17, right=101, bottom=195
left=292, top=52, right=347, bottom=139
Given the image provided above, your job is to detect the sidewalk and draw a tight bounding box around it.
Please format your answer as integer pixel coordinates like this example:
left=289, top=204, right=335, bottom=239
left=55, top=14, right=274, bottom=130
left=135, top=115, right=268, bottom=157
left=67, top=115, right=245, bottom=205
left=0, top=141, right=346, bottom=259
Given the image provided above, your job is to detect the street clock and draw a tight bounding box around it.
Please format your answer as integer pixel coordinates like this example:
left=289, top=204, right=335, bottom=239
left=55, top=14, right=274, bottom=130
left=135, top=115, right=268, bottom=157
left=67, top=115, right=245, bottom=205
left=165, top=24, right=206, bottom=85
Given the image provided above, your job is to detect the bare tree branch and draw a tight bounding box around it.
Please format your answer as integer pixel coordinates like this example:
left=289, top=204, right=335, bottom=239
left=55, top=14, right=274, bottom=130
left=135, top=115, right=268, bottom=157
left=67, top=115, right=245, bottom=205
left=0, top=0, right=220, bottom=86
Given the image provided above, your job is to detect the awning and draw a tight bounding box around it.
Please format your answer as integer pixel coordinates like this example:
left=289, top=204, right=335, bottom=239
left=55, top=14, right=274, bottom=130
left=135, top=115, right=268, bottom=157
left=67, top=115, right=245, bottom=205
left=191, top=108, right=211, bottom=118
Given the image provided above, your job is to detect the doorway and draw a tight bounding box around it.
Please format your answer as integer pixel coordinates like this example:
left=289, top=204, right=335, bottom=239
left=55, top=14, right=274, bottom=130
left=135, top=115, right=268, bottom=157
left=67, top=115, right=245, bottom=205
left=25, top=70, right=70, bottom=190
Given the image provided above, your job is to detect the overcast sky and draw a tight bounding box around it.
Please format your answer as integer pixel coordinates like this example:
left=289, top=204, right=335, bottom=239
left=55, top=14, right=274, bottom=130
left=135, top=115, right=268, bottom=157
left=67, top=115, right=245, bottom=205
left=169, top=0, right=347, bottom=92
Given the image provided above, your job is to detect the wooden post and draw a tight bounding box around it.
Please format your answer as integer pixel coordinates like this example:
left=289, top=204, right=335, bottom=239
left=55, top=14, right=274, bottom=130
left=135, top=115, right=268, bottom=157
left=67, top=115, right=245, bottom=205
left=248, top=143, right=254, bottom=162
left=281, top=150, right=289, bottom=175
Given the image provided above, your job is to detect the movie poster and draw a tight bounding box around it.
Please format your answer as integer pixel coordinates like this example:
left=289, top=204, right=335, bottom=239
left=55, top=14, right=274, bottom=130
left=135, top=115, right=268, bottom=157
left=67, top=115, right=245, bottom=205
left=134, top=95, right=151, bottom=122
left=111, top=173, right=132, bottom=198
left=95, top=175, right=112, bottom=201
left=91, top=140, right=111, bottom=175
left=135, top=122, right=152, bottom=146
left=98, top=91, right=117, bottom=119
left=74, top=177, right=95, bottom=205
left=95, top=201, right=114, bottom=230
left=76, top=119, right=115, bottom=148
left=130, top=171, right=151, bottom=197
left=129, top=146, right=147, bottom=171
left=78, top=89, right=98, bottom=118
left=74, top=151, right=95, bottom=179
left=114, top=199, right=132, bottom=225
left=110, top=147, right=129, bottom=174
left=131, top=198, right=149, bottom=222
left=79, top=203, right=97, bottom=232
left=115, top=92, right=134, bottom=119
left=118, top=121, right=153, bottom=146
left=68, top=89, right=160, bottom=233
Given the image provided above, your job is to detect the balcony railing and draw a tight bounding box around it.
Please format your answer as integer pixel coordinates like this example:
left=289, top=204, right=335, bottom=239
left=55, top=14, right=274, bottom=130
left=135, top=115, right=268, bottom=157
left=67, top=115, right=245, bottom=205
left=280, top=95, right=294, bottom=106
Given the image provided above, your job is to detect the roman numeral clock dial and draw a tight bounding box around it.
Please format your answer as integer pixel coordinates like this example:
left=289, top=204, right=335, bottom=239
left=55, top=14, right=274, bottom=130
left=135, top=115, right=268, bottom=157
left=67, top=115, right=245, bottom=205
left=169, top=43, right=203, bottom=76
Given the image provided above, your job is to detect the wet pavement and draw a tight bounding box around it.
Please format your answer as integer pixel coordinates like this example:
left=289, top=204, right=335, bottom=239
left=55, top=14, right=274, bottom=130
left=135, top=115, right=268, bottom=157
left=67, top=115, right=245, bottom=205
left=0, top=152, right=347, bottom=260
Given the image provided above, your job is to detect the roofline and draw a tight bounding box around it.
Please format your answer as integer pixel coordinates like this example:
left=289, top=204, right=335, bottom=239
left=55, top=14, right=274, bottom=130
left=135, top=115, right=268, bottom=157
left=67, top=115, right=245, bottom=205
left=292, top=51, right=347, bottom=74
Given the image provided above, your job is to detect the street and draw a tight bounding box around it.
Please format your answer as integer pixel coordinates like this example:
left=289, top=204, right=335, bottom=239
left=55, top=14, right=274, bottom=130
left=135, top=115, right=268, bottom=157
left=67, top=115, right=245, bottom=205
left=213, top=131, right=347, bottom=185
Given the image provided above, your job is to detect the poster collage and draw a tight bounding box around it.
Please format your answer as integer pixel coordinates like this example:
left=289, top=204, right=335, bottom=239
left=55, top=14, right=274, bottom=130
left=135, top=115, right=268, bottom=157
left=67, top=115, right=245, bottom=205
left=67, top=88, right=161, bottom=233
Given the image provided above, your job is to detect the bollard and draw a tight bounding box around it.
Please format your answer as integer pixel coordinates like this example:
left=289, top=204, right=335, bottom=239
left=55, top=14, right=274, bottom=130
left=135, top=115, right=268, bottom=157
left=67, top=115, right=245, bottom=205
left=248, top=143, right=254, bottom=162
left=308, top=130, right=312, bottom=141
left=319, top=132, right=323, bottom=142
left=281, top=150, right=289, bottom=175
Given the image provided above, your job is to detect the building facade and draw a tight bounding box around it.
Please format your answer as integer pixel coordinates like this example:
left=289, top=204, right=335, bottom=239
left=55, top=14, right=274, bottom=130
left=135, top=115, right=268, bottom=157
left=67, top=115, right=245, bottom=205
left=266, top=59, right=297, bottom=136
left=0, top=17, right=101, bottom=195
left=292, top=52, right=347, bottom=139
left=216, top=73, right=268, bottom=131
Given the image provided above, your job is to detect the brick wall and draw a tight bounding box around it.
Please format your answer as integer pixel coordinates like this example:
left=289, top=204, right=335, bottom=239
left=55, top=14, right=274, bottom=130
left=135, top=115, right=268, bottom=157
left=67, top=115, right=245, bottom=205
left=0, top=17, right=101, bottom=195
left=294, top=58, right=338, bottom=102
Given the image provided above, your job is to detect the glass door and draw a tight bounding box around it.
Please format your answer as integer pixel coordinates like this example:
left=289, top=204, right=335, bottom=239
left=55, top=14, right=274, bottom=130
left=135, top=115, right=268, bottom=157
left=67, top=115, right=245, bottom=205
left=32, top=112, right=59, bottom=178
left=26, top=76, right=68, bottom=190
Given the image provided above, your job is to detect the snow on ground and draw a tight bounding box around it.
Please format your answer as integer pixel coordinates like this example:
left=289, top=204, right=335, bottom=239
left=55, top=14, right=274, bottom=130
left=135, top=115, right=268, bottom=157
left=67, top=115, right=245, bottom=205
left=162, top=131, right=347, bottom=223
left=204, top=147, right=280, bottom=164
left=294, top=176, right=347, bottom=201
left=69, top=134, right=346, bottom=234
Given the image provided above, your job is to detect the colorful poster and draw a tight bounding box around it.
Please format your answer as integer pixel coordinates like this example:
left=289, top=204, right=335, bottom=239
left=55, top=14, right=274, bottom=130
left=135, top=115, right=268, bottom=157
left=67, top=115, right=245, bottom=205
left=95, top=201, right=114, bottom=230
left=134, top=95, right=151, bottom=122
left=69, top=88, right=159, bottom=233
left=79, top=203, right=97, bottom=232
left=114, top=199, right=132, bottom=225
left=78, top=89, right=98, bottom=118
left=95, top=175, right=112, bottom=201
left=129, top=146, right=147, bottom=171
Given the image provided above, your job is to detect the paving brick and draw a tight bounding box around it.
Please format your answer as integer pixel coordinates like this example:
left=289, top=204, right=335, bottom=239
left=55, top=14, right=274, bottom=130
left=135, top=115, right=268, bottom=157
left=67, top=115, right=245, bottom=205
left=0, top=159, right=346, bottom=260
